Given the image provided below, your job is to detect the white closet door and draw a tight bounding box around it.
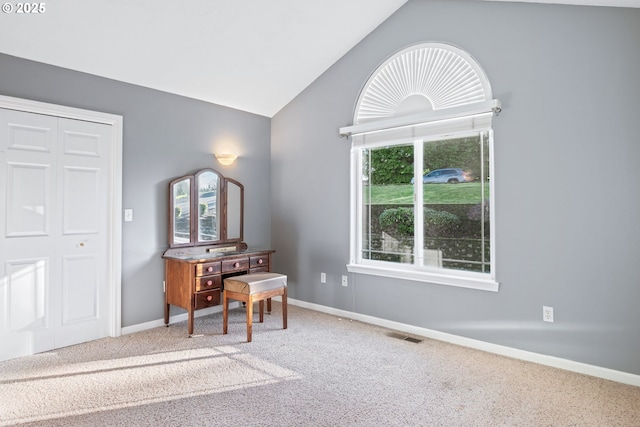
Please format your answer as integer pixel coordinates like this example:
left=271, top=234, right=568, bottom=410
left=0, top=109, right=112, bottom=361
left=54, top=117, right=111, bottom=348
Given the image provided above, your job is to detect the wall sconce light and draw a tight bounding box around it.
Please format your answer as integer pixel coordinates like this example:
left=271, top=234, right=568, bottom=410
left=214, top=153, right=237, bottom=166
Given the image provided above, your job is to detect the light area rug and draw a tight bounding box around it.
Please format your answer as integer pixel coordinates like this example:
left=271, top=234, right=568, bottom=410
left=0, top=304, right=639, bottom=427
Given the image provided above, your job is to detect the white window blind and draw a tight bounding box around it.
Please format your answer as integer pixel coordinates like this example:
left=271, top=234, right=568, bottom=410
left=350, top=112, right=493, bottom=148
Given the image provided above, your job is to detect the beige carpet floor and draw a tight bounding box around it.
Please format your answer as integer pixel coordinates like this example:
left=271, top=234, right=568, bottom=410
left=1, top=303, right=639, bottom=427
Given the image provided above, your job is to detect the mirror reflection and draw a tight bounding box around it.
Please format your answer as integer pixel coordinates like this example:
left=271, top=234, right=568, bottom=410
left=171, top=178, right=191, bottom=246
left=227, top=179, right=242, bottom=241
left=168, top=168, right=244, bottom=249
left=196, top=170, right=220, bottom=243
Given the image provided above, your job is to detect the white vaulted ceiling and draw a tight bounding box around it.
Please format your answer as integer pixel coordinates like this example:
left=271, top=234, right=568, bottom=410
left=0, top=0, right=638, bottom=117
left=0, top=0, right=407, bottom=117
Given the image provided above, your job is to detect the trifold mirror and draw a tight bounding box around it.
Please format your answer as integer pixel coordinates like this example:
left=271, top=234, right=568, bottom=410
left=168, top=168, right=244, bottom=248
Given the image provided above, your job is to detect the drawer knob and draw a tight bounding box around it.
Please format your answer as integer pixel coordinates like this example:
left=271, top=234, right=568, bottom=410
left=234, top=262, right=240, bottom=268
left=207, top=295, right=213, bottom=302
left=207, top=280, right=213, bottom=286
left=258, top=259, right=263, bottom=264
left=207, top=266, right=213, bottom=272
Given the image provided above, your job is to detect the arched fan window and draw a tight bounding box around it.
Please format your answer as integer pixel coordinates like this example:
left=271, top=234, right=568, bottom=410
left=340, top=43, right=501, bottom=291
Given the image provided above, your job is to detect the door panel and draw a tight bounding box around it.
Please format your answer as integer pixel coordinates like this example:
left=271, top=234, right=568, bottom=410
left=62, top=167, right=100, bottom=234
left=6, top=162, right=51, bottom=237
left=2, top=257, right=53, bottom=356
left=6, top=116, right=53, bottom=152
left=5, top=258, right=49, bottom=331
left=62, top=255, right=99, bottom=324
left=62, top=129, right=101, bottom=157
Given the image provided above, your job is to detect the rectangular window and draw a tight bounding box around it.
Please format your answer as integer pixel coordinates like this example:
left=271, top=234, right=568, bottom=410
left=348, top=116, right=497, bottom=291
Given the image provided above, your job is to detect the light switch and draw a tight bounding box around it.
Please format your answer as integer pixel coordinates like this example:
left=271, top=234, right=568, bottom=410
left=124, top=209, right=133, bottom=222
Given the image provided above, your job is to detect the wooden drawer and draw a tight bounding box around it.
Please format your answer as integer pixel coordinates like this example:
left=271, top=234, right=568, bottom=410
left=250, top=266, right=269, bottom=274
left=194, top=289, right=221, bottom=309
left=195, top=275, right=221, bottom=292
left=222, top=257, right=249, bottom=273
left=195, top=261, right=221, bottom=277
left=250, top=255, right=269, bottom=269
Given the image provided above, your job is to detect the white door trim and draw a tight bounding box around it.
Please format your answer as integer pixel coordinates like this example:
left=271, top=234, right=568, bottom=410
left=0, top=94, right=123, bottom=338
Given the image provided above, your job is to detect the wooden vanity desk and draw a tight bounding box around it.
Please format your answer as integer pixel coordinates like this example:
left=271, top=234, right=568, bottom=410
left=163, top=245, right=274, bottom=336
left=162, top=167, right=273, bottom=336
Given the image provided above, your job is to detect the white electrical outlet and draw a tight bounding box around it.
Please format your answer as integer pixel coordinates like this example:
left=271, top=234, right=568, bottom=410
left=124, top=209, right=133, bottom=222
left=341, top=275, right=348, bottom=287
left=543, top=306, right=554, bottom=323
left=320, top=272, right=326, bottom=283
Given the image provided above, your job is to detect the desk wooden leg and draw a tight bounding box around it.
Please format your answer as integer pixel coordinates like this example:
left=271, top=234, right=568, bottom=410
left=188, top=302, right=195, bottom=337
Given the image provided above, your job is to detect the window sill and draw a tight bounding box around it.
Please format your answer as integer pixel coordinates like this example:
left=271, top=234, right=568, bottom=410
left=346, top=263, right=499, bottom=292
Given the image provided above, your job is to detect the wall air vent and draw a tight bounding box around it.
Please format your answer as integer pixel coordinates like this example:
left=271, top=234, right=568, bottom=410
left=386, top=332, right=423, bottom=343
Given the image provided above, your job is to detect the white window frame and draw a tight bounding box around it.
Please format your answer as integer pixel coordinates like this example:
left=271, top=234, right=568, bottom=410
left=340, top=42, right=500, bottom=292
left=346, top=117, right=498, bottom=291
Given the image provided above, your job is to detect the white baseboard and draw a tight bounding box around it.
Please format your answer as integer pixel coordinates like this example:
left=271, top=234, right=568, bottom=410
left=286, top=298, right=640, bottom=388
left=121, top=302, right=240, bottom=335
left=121, top=297, right=639, bottom=387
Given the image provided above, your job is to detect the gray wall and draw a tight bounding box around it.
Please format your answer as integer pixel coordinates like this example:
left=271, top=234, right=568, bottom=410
left=0, top=54, right=272, bottom=327
left=271, top=0, right=640, bottom=375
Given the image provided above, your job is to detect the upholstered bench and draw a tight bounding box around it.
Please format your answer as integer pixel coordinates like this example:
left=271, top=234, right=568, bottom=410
left=222, top=272, right=287, bottom=342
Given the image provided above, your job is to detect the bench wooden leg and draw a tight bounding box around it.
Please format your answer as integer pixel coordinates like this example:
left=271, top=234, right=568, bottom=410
left=246, top=295, right=253, bottom=342
left=223, top=284, right=286, bottom=342
left=223, top=291, right=228, bottom=335
left=282, top=287, right=287, bottom=330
